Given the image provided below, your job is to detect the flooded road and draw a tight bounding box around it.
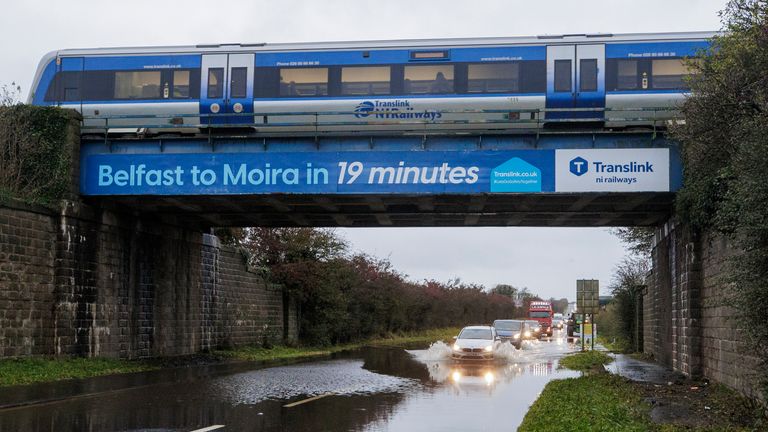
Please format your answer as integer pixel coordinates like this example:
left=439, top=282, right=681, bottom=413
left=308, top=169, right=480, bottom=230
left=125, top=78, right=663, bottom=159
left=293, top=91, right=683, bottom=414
left=0, top=331, right=581, bottom=431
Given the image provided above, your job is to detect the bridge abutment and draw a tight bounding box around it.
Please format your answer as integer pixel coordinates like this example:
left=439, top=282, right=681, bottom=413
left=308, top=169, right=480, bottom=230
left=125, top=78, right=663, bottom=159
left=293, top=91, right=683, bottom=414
left=646, top=222, right=762, bottom=399
left=0, top=199, right=296, bottom=359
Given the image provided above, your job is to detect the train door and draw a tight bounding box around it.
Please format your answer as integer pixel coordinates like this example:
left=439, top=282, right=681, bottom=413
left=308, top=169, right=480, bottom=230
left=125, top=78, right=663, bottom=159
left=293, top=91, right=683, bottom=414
left=57, top=57, right=83, bottom=112
left=545, top=45, right=605, bottom=120
left=200, top=53, right=254, bottom=125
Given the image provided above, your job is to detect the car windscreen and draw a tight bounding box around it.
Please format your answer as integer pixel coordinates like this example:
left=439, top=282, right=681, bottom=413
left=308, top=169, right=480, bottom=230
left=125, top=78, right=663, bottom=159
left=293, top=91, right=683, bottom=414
left=526, top=321, right=540, bottom=327
left=529, top=311, right=551, bottom=318
left=458, top=329, right=492, bottom=339
left=494, top=321, right=521, bottom=331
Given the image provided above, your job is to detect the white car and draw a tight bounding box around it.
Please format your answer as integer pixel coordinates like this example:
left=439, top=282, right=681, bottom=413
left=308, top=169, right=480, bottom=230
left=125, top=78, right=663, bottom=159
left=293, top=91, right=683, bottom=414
left=451, top=326, right=501, bottom=360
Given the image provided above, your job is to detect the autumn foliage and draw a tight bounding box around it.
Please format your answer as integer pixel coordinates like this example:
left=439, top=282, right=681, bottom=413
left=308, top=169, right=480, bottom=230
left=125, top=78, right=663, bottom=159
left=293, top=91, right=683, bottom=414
left=221, top=227, right=518, bottom=346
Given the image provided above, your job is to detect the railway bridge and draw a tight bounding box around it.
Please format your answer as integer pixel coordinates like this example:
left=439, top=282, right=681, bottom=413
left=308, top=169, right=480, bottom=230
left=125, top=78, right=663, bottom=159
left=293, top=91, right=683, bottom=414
left=9, top=109, right=747, bottom=401
left=78, top=111, right=680, bottom=228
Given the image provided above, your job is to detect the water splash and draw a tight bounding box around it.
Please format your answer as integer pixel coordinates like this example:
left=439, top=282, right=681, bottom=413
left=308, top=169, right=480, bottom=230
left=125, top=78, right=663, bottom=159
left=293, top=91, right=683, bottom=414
left=493, top=341, right=522, bottom=361
left=408, top=341, right=453, bottom=362
left=409, top=340, right=530, bottom=364
left=521, top=339, right=539, bottom=350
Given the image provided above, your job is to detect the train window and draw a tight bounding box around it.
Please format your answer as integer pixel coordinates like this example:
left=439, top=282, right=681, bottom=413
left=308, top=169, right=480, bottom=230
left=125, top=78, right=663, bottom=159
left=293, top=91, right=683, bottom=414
left=617, top=60, right=638, bottom=90
left=652, top=59, right=693, bottom=89
left=404, top=65, right=453, bottom=94
left=554, top=60, right=572, bottom=92
left=520, top=61, right=547, bottom=93
left=44, top=71, right=82, bottom=102
left=341, top=66, right=390, bottom=96
left=230, top=67, right=248, bottom=98
left=254, top=68, right=280, bottom=98
left=112, top=71, right=157, bottom=100
left=62, top=73, right=81, bottom=101
left=80, top=71, right=113, bottom=101
left=173, top=70, right=191, bottom=98
left=467, top=63, right=519, bottom=93
left=579, top=59, right=598, bottom=92
left=279, top=68, right=328, bottom=97
left=114, top=71, right=162, bottom=99
left=208, top=68, right=224, bottom=99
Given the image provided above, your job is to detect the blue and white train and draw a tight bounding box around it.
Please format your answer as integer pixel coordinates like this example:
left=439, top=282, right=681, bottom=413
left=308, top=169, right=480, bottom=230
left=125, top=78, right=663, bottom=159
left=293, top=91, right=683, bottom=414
left=27, top=32, right=713, bottom=134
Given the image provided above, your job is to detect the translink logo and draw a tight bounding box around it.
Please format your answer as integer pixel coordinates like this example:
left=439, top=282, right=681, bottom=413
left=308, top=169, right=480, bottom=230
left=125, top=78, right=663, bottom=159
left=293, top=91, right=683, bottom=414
left=569, top=157, right=589, bottom=176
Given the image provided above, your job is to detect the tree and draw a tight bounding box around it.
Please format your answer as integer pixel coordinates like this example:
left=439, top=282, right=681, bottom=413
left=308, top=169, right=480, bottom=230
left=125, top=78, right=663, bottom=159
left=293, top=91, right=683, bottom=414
left=1, top=82, right=22, bottom=106
left=609, top=255, right=650, bottom=352
left=490, top=284, right=518, bottom=298
left=225, top=227, right=522, bottom=345
left=609, top=227, right=654, bottom=258
left=548, top=297, right=569, bottom=314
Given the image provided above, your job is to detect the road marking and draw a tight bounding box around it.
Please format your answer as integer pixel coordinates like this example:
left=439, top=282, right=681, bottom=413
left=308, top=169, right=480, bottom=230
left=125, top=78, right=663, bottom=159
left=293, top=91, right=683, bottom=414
left=189, top=426, right=226, bottom=432
left=283, top=393, right=334, bottom=408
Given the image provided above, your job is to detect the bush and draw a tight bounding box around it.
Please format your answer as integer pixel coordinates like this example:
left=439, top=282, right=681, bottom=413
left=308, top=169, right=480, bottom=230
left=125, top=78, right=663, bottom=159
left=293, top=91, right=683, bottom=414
left=227, top=227, right=520, bottom=346
left=0, top=105, right=76, bottom=204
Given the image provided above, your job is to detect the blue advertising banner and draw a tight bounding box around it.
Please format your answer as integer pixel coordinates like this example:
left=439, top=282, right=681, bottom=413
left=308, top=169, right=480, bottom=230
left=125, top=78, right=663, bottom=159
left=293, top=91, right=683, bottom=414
left=81, top=151, right=555, bottom=195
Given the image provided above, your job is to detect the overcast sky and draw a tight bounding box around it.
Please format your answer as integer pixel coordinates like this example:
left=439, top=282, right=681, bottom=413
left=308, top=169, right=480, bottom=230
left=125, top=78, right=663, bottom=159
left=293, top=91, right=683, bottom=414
left=0, top=0, right=726, bottom=300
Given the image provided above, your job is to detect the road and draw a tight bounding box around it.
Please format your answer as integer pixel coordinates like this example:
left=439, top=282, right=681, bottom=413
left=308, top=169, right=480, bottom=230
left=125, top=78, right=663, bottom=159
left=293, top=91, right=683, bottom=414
left=0, top=330, right=583, bottom=432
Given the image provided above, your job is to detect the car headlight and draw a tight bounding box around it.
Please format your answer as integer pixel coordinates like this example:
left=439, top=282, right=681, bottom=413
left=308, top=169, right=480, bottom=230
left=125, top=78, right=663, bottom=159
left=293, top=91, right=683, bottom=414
left=453, top=343, right=461, bottom=351
left=513, top=333, right=521, bottom=339
left=484, top=345, right=493, bottom=352
left=524, top=331, right=531, bottom=337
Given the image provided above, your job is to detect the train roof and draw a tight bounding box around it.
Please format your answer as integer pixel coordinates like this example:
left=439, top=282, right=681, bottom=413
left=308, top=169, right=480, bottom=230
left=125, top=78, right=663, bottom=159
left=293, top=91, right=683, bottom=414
left=51, top=31, right=717, bottom=57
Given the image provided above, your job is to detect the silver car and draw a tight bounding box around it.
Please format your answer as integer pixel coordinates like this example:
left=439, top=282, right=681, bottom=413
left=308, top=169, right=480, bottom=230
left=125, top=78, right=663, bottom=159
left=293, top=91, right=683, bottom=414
left=451, top=326, right=501, bottom=360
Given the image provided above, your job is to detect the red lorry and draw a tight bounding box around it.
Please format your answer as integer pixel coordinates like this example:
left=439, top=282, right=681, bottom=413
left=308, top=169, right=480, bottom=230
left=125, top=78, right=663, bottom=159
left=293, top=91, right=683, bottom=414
left=528, top=301, right=554, bottom=337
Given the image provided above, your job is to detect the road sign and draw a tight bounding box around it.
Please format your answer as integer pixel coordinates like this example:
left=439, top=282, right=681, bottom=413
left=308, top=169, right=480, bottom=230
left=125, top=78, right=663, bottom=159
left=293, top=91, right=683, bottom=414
left=576, top=279, right=600, bottom=314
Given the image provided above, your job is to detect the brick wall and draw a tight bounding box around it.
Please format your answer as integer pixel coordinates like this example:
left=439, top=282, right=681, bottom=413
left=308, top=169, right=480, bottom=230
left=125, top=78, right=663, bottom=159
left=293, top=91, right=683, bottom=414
left=0, top=202, right=57, bottom=357
left=0, top=199, right=296, bottom=359
left=217, top=246, right=286, bottom=348
left=699, top=234, right=762, bottom=399
left=646, top=222, right=762, bottom=399
left=645, top=224, right=674, bottom=368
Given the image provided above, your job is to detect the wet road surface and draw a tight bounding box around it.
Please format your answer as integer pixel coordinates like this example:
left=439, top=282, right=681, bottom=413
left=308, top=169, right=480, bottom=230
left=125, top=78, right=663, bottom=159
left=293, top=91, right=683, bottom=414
left=0, top=331, right=582, bottom=432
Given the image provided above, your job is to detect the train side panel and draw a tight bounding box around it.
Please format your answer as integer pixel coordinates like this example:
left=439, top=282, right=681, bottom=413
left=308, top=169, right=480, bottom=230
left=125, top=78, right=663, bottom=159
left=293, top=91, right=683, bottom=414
left=252, top=95, right=545, bottom=134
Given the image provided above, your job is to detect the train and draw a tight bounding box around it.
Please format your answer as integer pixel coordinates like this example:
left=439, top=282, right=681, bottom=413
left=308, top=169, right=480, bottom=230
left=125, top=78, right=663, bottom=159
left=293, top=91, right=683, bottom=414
left=27, top=32, right=713, bottom=135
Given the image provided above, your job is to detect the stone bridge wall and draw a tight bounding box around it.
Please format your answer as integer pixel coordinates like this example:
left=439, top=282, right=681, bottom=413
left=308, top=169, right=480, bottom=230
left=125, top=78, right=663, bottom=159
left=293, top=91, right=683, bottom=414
left=645, top=222, right=762, bottom=399
left=0, top=199, right=296, bottom=359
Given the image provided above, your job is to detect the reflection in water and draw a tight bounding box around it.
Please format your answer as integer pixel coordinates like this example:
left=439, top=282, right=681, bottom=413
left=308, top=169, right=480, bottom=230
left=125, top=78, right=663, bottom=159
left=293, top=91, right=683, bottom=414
left=359, top=335, right=580, bottom=431
left=213, top=359, right=417, bottom=404
left=0, top=334, right=581, bottom=432
left=0, top=357, right=417, bottom=432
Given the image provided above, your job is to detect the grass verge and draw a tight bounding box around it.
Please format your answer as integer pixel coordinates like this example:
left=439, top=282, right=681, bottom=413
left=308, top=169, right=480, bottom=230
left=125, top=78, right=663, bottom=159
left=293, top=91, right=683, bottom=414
left=0, top=327, right=460, bottom=387
left=596, top=335, right=632, bottom=353
left=214, top=327, right=461, bottom=362
left=518, top=374, right=653, bottom=432
left=558, top=350, right=613, bottom=371
left=523, top=354, right=765, bottom=431
left=0, top=357, right=158, bottom=387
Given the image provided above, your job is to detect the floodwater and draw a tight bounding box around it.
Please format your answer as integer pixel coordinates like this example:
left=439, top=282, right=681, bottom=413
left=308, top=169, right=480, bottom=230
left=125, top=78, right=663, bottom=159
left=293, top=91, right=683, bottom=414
left=0, top=331, right=582, bottom=432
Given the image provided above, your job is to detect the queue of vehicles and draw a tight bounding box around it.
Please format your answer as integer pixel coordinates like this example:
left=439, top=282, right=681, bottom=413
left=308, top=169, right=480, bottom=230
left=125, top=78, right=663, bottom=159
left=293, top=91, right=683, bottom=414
left=451, top=301, right=566, bottom=360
